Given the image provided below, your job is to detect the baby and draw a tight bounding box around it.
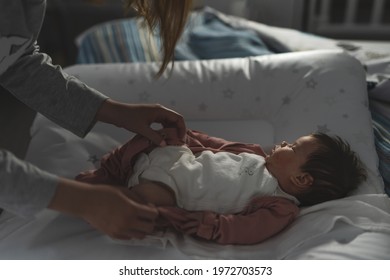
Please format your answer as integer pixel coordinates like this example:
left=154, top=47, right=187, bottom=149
left=77, top=129, right=366, bottom=244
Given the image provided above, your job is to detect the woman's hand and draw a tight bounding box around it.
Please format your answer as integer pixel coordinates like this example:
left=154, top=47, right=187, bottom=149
left=97, top=99, right=186, bottom=146
left=49, top=178, right=158, bottom=240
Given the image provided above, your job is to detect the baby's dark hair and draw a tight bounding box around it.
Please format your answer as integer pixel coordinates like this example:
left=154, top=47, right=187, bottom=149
left=296, top=133, right=367, bottom=206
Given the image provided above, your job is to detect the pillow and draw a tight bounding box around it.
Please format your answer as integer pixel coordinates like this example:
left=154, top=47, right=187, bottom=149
left=29, top=50, right=384, bottom=195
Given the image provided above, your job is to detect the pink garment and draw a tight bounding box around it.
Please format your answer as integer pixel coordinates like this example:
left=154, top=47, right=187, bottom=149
left=158, top=196, right=298, bottom=245
left=76, top=129, right=299, bottom=245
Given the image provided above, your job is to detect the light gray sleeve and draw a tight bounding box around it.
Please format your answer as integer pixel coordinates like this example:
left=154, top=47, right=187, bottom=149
left=0, top=150, right=59, bottom=218
left=0, top=1, right=106, bottom=218
left=0, top=52, right=108, bottom=137
left=0, top=0, right=108, bottom=137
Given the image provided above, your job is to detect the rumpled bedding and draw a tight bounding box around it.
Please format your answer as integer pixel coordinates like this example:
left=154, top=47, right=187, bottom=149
left=370, top=79, right=390, bottom=194
left=75, top=8, right=284, bottom=64
left=174, top=11, right=276, bottom=60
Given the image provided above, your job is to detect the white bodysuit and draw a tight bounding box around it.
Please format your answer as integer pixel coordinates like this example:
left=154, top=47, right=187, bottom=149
left=128, top=146, right=298, bottom=214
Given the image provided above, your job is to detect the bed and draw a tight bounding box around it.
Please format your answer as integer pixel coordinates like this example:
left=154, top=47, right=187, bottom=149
left=0, top=7, right=389, bottom=260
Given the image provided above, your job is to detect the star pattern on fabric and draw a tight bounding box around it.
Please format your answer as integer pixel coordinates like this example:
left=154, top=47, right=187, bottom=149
left=210, top=73, right=218, bottom=83
left=100, top=77, right=112, bottom=87
left=223, top=89, right=235, bottom=99
left=346, top=66, right=362, bottom=78
left=241, top=109, right=254, bottom=119
left=139, top=91, right=150, bottom=102
left=239, top=164, right=256, bottom=176
left=49, top=98, right=58, bottom=106
left=282, top=96, right=291, bottom=105
left=198, top=102, right=208, bottom=112
left=317, top=124, right=330, bottom=134
left=264, top=70, right=275, bottom=78
left=292, top=67, right=300, bottom=74
left=306, top=78, right=318, bottom=89
left=353, top=131, right=368, bottom=144
left=325, top=96, right=337, bottom=106
left=87, top=155, right=99, bottom=164
left=280, top=119, right=290, bottom=128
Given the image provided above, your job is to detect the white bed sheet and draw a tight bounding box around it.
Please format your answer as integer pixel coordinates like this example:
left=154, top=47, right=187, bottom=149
left=1, top=23, right=390, bottom=259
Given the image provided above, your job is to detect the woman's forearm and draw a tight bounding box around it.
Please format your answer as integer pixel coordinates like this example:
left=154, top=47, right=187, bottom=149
left=48, top=178, right=158, bottom=239
left=47, top=178, right=91, bottom=218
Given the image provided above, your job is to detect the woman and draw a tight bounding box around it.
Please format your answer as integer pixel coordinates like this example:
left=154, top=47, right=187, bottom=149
left=0, top=0, right=192, bottom=239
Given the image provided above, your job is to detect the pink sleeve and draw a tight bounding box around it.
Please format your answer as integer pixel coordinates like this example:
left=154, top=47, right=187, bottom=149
left=158, top=196, right=299, bottom=245
left=75, top=142, right=131, bottom=185
left=75, top=135, right=151, bottom=185
left=75, top=128, right=183, bottom=185
left=186, top=130, right=267, bottom=157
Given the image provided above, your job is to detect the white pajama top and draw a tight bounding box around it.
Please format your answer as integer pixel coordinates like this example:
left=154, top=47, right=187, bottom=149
left=129, top=146, right=298, bottom=214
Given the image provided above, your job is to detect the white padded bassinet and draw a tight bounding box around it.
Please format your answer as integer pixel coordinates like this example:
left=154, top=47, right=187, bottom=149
left=1, top=50, right=389, bottom=260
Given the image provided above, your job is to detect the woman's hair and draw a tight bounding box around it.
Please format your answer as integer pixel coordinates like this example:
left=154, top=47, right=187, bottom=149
left=85, top=0, right=193, bottom=76
left=123, top=0, right=193, bottom=77
left=297, top=133, right=367, bottom=207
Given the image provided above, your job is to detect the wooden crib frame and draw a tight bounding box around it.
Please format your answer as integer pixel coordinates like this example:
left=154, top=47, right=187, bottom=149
left=304, top=0, right=390, bottom=40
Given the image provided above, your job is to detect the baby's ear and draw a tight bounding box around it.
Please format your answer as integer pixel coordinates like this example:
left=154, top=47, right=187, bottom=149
left=290, top=172, right=313, bottom=189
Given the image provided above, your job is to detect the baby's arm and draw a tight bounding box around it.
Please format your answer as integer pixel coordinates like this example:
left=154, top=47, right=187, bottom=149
left=158, top=196, right=299, bottom=245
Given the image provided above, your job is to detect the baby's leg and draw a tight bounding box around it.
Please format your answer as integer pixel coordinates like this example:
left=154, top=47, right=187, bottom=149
left=129, top=179, right=176, bottom=207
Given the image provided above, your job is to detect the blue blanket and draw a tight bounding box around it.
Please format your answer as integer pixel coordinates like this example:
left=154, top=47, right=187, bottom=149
left=371, top=111, right=390, bottom=195
left=175, top=12, right=273, bottom=60
left=76, top=10, right=279, bottom=64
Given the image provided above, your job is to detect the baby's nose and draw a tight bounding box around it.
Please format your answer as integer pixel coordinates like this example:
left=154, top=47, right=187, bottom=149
left=281, top=141, right=288, bottom=147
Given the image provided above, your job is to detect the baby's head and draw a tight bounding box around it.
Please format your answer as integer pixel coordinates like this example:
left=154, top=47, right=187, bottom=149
left=265, top=133, right=367, bottom=206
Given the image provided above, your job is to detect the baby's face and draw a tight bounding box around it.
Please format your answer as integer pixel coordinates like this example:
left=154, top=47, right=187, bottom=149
left=265, top=135, right=318, bottom=195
